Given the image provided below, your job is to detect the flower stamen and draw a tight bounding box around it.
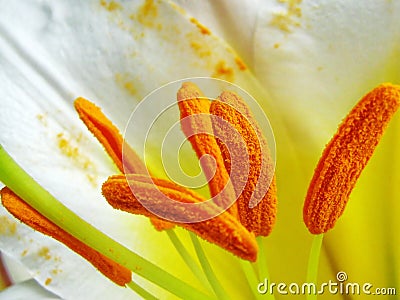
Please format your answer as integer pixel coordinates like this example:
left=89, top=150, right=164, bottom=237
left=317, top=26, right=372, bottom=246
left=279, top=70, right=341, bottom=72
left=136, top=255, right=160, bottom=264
left=177, top=82, right=238, bottom=217
left=102, top=174, right=258, bottom=261
left=1, top=187, right=132, bottom=286
left=74, top=98, right=146, bottom=174
left=74, top=97, right=173, bottom=231
left=76, top=83, right=278, bottom=261
left=303, top=83, right=400, bottom=234
left=210, top=91, right=277, bottom=236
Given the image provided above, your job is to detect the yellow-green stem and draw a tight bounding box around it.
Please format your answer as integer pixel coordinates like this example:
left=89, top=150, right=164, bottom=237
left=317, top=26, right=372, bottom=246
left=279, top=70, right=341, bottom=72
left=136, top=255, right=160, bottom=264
left=166, top=229, right=210, bottom=290
left=306, top=234, right=324, bottom=300
left=189, top=232, right=228, bottom=300
left=126, top=281, right=158, bottom=300
left=257, top=237, right=275, bottom=300
left=239, top=259, right=263, bottom=300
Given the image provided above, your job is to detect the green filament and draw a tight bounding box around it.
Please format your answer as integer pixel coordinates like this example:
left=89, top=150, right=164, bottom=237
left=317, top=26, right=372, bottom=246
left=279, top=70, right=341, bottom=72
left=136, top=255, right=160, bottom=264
left=306, top=234, right=324, bottom=300
left=126, top=281, right=158, bottom=300
left=166, top=229, right=210, bottom=289
left=257, top=237, right=275, bottom=300
left=239, top=259, right=263, bottom=300
left=189, top=232, right=229, bottom=300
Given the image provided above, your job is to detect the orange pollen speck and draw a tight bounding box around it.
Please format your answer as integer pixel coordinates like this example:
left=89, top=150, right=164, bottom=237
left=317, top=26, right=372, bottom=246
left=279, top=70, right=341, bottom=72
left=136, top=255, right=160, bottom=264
left=100, top=0, right=122, bottom=12
left=303, top=83, right=400, bottom=234
left=213, top=61, right=234, bottom=80
left=1, top=187, right=131, bottom=286
left=45, top=278, right=52, bottom=285
left=234, top=57, right=247, bottom=71
left=190, top=17, right=211, bottom=35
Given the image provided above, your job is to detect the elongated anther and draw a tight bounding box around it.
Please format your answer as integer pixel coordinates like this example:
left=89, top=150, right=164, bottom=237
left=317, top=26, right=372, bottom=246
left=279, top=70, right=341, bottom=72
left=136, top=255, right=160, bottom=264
left=210, top=91, right=277, bottom=236
left=74, top=98, right=146, bottom=174
left=102, top=174, right=258, bottom=261
left=1, top=187, right=131, bottom=286
left=177, top=83, right=238, bottom=217
left=303, top=83, right=400, bottom=234
left=74, top=98, right=173, bottom=231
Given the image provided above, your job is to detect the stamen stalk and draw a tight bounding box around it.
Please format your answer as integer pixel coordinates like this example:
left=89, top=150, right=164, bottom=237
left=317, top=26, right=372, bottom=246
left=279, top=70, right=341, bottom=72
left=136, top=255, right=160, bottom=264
left=257, top=237, right=275, bottom=300
left=239, top=259, right=263, bottom=300
left=0, top=145, right=212, bottom=300
left=126, top=281, right=158, bottom=300
left=306, top=234, right=324, bottom=300
left=166, top=229, right=210, bottom=289
left=189, top=232, right=230, bottom=300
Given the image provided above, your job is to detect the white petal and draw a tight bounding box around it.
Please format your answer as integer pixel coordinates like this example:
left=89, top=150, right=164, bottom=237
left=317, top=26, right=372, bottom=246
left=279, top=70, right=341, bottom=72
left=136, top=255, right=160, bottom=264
left=0, top=279, right=60, bottom=300
left=167, top=1, right=400, bottom=155
left=253, top=1, right=400, bottom=142
left=171, top=0, right=260, bottom=66
left=1, top=254, right=31, bottom=284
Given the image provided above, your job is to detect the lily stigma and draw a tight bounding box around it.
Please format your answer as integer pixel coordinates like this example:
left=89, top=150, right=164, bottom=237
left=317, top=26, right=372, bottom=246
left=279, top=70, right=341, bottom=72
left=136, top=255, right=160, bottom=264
left=1, top=79, right=399, bottom=299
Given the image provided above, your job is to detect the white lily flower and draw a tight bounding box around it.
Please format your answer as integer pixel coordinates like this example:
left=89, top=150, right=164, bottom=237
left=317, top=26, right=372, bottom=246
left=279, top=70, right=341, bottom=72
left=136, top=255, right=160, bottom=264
left=0, top=0, right=399, bottom=299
